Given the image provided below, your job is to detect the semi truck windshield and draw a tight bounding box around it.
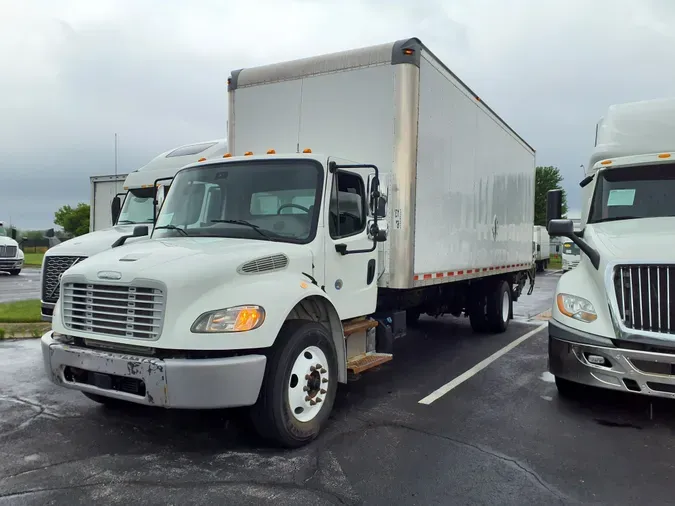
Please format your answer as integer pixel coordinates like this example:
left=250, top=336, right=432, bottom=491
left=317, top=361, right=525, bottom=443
left=117, top=188, right=155, bottom=225
left=588, top=163, right=675, bottom=223
left=153, top=160, right=323, bottom=244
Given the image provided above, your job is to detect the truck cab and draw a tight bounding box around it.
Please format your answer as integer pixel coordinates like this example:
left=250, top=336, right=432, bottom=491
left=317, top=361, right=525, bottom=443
left=0, top=222, right=25, bottom=276
left=547, top=98, right=675, bottom=399
left=40, top=139, right=228, bottom=321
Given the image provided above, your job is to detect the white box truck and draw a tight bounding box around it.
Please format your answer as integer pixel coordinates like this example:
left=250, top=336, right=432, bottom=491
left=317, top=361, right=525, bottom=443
left=533, top=225, right=550, bottom=272
left=90, top=174, right=128, bottom=232
left=547, top=98, right=675, bottom=399
left=40, top=139, right=228, bottom=321
left=41, top=38, right=536, bottom=447
left=0, top=222, right=24, bottom=275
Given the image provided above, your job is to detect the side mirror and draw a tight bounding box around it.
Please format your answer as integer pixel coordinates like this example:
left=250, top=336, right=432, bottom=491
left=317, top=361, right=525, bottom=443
left=133, top=225, right=149, bottom=237
left=10, top=228, right=17, bottom=240
left=44, top=228, right=55, bottom=238
left=374, top=195, right=387, bottom=218
left=546, top=189, right=563, bottom=226
left=548, top=219, right=574, bottom=237
left=21, top=236, right=28, bottom=243
left=111, top=195, right=122, bottom=225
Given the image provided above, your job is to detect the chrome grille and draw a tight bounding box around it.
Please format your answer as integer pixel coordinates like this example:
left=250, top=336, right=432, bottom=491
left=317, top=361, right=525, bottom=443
left=613, top=265, right=675, bottom=335
left=62, top=282, right=165, bottom=339
left=0, top=246, right=17, bottom=258
left=42, top=256, right=87, bottom=303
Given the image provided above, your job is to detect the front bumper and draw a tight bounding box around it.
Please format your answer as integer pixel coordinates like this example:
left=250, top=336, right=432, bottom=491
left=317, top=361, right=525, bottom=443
left=0, top=258, right=23, bottom=271
left=41, top=331, right=267, bottom=408
left=549, top=319, right=675, bottom=399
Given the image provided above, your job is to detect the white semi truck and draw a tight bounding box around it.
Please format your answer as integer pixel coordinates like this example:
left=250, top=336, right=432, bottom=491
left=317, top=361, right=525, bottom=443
left=40, top=139, right=228, bottom=321
left=41, top=38, right=536, bottom=447
left=547, top=98, right=675, bottom=399
left=533, top=225, right=550, bottom=272
left=0, top=222, right=25, bottom=275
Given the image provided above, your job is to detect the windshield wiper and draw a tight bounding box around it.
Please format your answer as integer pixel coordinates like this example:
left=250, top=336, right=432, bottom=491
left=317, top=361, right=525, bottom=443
left=154, top=225, right=189, bottom=236
left=116, top=220, right=136, bottom=224
left=211, top=220, right=272, bottom=240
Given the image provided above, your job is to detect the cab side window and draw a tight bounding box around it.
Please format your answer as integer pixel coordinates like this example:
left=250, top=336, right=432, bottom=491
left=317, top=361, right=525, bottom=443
left=329, top=172, right=366, bottom=239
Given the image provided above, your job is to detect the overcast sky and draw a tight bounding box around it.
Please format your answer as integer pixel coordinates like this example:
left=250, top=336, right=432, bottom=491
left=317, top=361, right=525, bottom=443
left=2, top=0, right=674, bottom=229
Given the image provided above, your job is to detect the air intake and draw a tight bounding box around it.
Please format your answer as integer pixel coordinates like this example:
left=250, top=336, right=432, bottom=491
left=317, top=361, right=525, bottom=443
left=238, top=254, right=289, bottom=274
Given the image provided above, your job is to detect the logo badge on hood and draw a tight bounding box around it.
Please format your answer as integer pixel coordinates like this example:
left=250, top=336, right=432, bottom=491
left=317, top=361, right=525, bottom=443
left=97, top=271, right=122, bottom=280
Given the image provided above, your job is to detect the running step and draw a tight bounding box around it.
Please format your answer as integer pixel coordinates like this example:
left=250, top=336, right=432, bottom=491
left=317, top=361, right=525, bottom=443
left=343, top=318, right=378, bottom=337
left=347, top=352, right=393, bottom=374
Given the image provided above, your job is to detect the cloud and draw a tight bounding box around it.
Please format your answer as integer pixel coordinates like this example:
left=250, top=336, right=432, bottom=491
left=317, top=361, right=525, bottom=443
left=1, top=0, right=674, bottom=229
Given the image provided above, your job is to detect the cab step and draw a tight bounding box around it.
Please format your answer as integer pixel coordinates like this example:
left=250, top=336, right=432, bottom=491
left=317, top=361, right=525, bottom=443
left=343, top=318, right=379, bottom=337
left=347, top=352, right=393, bottom=374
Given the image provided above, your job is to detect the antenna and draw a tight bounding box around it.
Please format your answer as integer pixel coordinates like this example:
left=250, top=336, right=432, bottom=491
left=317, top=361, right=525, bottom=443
left=114, top=133, right=118, bottom=178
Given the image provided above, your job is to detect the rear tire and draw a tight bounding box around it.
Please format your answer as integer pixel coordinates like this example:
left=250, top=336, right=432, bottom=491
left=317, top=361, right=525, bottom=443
left=486, top=280, right=511, bottom=333
left=9, top=269, right=20, bottom=276
left=469, top=287, right=490, bottom=333
left=406, top=309, right=421, bottom=327
left=251, top=320, right=338, bottom=448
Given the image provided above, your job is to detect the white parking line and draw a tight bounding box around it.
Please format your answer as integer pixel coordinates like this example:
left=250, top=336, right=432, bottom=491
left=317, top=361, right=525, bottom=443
left=418, top=323, right=548, bottom=405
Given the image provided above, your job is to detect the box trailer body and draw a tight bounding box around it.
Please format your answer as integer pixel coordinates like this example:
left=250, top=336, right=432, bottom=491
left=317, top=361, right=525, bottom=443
left=547, top=97, right=675, bottom=400
left=533, top=225, right=550, bottom=271
left=90, top=174, right=128, bottom=232
left=228, top=39, right=536, bottom=290
left=42, top=38, right=536, bottom=447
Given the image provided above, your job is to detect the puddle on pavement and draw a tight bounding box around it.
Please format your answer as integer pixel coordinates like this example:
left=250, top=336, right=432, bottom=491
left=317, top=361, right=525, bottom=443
left=539, top=371, right=555, bottom=383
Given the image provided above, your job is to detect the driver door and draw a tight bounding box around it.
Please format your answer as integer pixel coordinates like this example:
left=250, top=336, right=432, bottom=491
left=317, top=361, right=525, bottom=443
left=323, top=158, right=379, bottom=320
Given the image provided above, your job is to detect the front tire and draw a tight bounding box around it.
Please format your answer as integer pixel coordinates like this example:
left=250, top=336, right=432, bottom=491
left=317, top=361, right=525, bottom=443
left=251, top=320, right=338, bottom=448
left=9, top=269, right=20, bottom=276
left=555, top=376, right=587, bottom=399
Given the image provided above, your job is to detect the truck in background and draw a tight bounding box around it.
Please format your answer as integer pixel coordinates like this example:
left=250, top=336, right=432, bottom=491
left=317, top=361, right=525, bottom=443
left=533, top=225, right=550, bottom=272
left=547, top=97, right=675, bottom=400
left=90, top=174, right=128, bottom=232
left=40, top=139, right=228, bottom=321
left=0, top=222, right=25, bottom=275
left=41, top=38, right=536, bottom=447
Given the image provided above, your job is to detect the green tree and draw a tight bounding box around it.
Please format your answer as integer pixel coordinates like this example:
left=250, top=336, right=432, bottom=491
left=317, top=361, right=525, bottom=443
left=535, top=165, right=568, bottom=226
left=54, top=203, right=90, bottom=237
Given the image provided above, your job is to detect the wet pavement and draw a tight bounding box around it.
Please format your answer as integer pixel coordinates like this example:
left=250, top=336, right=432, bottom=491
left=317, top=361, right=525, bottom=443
left=4, top=270, right=673, bottom=505
left=0, top=268, right=40, bottom=303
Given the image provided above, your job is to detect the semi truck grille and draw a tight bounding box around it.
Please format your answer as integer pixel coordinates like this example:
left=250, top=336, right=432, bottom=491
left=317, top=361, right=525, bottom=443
left=0, top=246, right=17, bottom=258
left=42, top=256, right=88, bottom=303
left=62, top=282, right=165, bottom=339
left=613, top=265, right=675, bottom=335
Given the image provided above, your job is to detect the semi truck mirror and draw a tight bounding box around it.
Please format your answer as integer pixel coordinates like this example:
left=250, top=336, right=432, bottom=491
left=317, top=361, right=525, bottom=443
left=10, top=228, right=16, bottom=240
left=133, top=225, right=149, bottom=237
left=44, top=228, right=55, bottom=238
left=546, top=189, right=562, bottom=225
left=111, top=196, right=122, bottom=225
left=548, top=219, right=573, bottom=237
left=375, top=195, right=387, bottom=218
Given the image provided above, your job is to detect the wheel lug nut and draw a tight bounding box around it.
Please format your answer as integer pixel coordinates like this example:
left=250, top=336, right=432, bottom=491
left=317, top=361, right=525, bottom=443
left=315, top=397, right=322, bottom=403
left=320, top=368, right=327, bottom=374
left=320, top=389, right=326, bottom=394
left=303, top=386, right=309, bottom=392
left=305, top=375, right=310, bottom=380
left=316, top=363, right=322, bottom=369
left=310, top=366, right=316, bottom=371
left=322, top=378, right=328, bottom=383
left=310, top=400, right=316, bottom=406
left=305, top=396, right=311, bottom=402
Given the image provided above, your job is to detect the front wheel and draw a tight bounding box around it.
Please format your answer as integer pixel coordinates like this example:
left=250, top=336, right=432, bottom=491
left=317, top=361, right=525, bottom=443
left=9, top=269, right=20, bottom=276
left=251, top=320, right=338, bottom=448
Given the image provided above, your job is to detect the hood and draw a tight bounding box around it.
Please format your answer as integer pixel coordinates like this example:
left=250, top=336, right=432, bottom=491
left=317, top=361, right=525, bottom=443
left=63, top=236, right=314, bottom=290
left=44, top=224, right=150, bottom=258
left=0, top=236, right=19, bottom=247
left=589, top=217, right=675, bottom=261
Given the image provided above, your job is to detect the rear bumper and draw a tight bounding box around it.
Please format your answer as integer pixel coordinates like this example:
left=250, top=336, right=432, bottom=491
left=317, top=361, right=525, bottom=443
left=548, top=319, right=675, bottom=399
left=41, top=331, right=267, bottom=408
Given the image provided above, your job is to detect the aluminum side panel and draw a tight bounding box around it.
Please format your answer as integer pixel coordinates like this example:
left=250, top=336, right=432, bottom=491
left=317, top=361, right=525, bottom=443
left=413, top=54, right=535, bottom=275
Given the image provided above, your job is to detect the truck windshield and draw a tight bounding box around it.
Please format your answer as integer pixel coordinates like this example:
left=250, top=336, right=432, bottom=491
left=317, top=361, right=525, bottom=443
left=562, top=242, right=580, bottom=256
left=588, top=163, right=675, bottom=223
left=153, top=159, right=323, bottom=243
left=0, top=226, right=7, bottom=237
left=117, top=188, right=155, bottom=225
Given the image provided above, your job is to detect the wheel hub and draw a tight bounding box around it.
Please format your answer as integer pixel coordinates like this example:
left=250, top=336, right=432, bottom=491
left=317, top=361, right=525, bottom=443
left=288, top=346, right=329, bottom=422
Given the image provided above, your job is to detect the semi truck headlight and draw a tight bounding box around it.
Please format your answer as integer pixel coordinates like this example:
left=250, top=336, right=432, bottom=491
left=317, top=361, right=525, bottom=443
left=557, top=294, right=597, bottom=323
left=191, top=305, right=265, bottom=333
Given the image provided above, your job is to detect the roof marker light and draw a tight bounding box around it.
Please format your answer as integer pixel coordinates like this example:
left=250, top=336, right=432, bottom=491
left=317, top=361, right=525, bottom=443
left=658, top=153, right=671, bottom=159
left=244, top=151, right=253, bottom=156
left=223, top=153, right=232, bottom=158
left=267, top=149, right=276, bottom=154
left=601, top=160, right=612, bottom=165
left=198, top=157, right=207, bottom=162
left=302, top=148, right=312, bottom=153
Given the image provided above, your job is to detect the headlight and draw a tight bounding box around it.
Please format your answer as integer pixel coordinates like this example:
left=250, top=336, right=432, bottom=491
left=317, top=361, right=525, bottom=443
left=556, top=293, right=597, bottom=323
left=191, top=305, right=265, bottom=333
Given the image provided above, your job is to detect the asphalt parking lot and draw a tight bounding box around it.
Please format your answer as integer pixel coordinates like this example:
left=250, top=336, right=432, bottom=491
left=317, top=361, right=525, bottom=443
left=3, top=270, right=674, bottom=505
left=0, top=267, right=40, bottom=303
